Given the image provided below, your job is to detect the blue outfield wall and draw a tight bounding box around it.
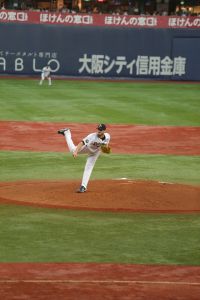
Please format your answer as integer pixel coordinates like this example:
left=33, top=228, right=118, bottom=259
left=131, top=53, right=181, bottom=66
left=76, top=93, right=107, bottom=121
left=0, top=23, right=200, bottom=80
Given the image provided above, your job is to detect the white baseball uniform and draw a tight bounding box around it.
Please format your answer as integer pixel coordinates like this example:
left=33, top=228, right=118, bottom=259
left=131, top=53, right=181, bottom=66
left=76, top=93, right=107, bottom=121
left=64, top=129, right=110, bottom=189
left=39, top=66, right=52, bottom=85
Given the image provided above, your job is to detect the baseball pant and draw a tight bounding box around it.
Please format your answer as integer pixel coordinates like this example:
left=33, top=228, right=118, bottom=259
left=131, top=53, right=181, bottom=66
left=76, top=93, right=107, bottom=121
left=40, top=75, right=51, bottom=85
left=64, top=131, right=100, bottom=189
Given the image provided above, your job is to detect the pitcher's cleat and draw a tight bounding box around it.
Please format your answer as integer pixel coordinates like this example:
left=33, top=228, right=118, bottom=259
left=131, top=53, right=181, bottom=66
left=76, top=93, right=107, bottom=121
left=77, top=185, right=86, bottom=193
left=57, top=128, right=69, bottom=136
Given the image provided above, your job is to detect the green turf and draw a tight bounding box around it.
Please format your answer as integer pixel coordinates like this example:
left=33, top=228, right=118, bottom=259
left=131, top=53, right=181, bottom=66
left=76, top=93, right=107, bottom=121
left=0, top=151, right=200, bottom=185
left=0, top=204, right=199, bottom=264
left=0, top=79, right=200, bottom=125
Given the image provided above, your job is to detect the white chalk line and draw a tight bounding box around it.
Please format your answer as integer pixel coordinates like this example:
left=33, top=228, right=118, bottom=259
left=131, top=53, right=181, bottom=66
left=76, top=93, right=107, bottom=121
left=0, top=279, right=200, bottom=286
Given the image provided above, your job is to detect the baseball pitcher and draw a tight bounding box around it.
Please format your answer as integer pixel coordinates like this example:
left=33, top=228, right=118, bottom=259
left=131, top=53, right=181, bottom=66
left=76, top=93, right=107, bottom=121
left=58, top=124, right=111, bottom=193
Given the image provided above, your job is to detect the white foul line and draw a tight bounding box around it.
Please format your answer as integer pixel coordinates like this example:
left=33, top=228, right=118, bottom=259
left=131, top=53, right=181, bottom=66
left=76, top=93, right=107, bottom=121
left=0, top=280, right=199, bottom=286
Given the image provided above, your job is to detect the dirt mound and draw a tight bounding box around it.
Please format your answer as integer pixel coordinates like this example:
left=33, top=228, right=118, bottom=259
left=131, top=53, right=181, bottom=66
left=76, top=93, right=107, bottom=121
left=0, top=180, right=199, bottom=213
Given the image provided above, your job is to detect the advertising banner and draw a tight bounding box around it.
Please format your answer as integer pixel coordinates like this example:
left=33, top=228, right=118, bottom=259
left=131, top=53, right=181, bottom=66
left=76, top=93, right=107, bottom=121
left=0, top=10, right=200, bottom=29
left=0, top=22, right=199, bottom=80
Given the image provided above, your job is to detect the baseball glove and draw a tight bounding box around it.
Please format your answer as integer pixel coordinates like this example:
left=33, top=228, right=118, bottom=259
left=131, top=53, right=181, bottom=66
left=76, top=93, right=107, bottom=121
left=101, top=144, right=111, bottom=154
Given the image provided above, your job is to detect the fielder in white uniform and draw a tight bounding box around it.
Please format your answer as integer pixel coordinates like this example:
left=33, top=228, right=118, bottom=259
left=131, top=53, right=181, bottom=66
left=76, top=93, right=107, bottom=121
left=58, top=124, right=111, bottom=193
left=39, top=65, right=52, bottom=86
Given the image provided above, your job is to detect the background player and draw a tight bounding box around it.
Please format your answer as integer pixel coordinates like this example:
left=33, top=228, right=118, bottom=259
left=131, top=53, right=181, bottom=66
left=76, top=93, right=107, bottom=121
left=58, top=124, right=111, bottom=193
left=39, top=65, right=52, bottom=86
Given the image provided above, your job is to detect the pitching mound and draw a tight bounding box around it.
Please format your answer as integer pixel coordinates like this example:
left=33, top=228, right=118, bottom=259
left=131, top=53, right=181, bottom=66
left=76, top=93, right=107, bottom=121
left=0, top=180, right=199, bottom=213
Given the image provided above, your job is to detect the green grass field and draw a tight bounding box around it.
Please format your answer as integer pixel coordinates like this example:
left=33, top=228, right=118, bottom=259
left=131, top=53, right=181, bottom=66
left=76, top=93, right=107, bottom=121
left=0, top=79, right=200, bottom=125
left=0, top=78, right=200, bottom=264
left=0, top=151, right=200, bottom=185
left=0, top=204, right=200, bottom=265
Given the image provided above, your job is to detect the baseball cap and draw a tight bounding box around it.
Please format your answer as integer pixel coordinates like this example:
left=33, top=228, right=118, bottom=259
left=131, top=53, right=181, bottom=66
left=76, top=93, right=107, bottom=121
left=97, top=123, right=106, bottom=131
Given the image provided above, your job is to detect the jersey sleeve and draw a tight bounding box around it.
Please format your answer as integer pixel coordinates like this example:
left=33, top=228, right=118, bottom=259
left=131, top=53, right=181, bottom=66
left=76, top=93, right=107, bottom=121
left=82, top=133, right=93, bottom=146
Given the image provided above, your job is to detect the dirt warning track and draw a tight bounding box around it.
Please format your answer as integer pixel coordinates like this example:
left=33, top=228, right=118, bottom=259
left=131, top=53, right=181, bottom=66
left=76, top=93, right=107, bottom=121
left=0, top=263, right=200, bottom=300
